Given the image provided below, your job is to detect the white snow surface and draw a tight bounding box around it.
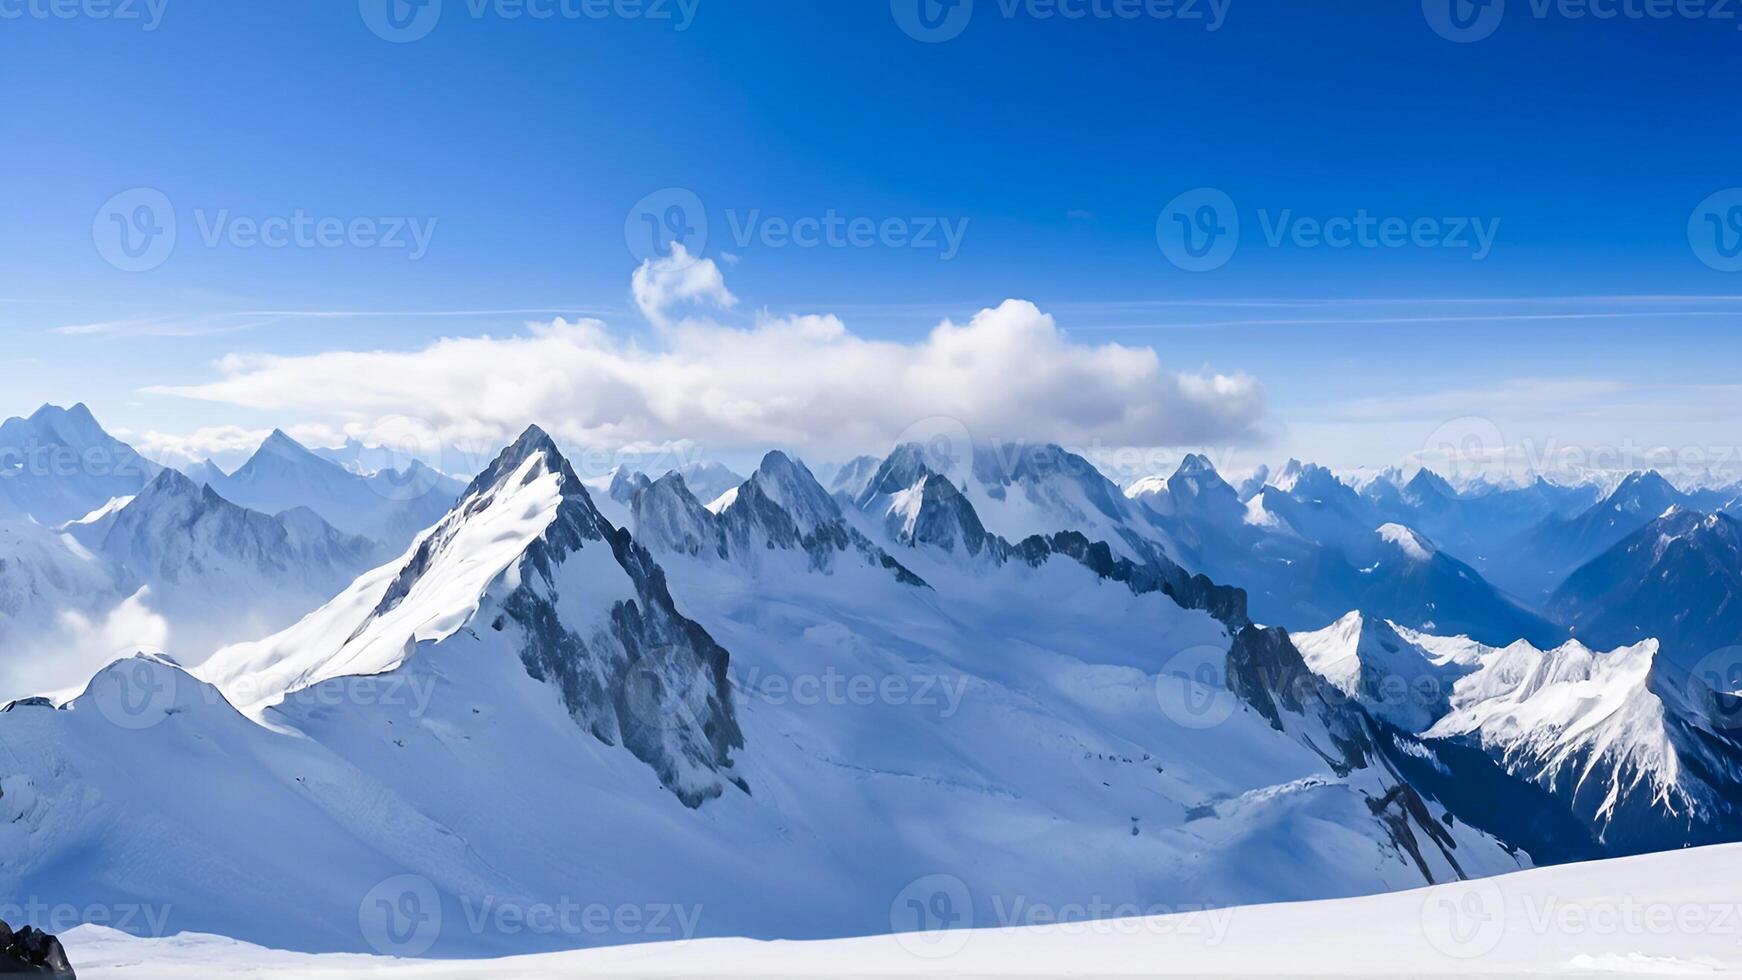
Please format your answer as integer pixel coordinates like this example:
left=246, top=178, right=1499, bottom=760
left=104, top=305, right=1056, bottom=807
left=1378, top=522, right=1437, bottom=561
left=60, top=844, right=1742, bottom=977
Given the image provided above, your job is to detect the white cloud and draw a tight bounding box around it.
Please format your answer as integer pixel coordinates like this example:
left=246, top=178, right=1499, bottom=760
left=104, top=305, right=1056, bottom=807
left=0, top=589, right=171, bottom=702
left=145, top=255, right=1265, bottom=461
left=632, top=243, right=736, bottom=327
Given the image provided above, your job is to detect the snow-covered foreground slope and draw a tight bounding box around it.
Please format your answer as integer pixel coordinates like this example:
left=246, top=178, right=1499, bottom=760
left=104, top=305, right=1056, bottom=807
left=62, top=844, right=1742, bottom=977
left=0, top=429, right=1522, bottom=959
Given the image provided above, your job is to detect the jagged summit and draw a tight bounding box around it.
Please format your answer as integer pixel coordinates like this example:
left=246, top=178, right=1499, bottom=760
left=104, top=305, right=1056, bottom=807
left=744, top=450, right=841, bottom=534
left=622, top=447, right=925, bottom=586
left=1403, top=467, right=1458, bottom=502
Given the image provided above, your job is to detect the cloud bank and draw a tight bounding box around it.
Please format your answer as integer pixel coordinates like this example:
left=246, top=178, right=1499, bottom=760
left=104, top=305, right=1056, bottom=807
left=148, top=251, right=1265, bottom=460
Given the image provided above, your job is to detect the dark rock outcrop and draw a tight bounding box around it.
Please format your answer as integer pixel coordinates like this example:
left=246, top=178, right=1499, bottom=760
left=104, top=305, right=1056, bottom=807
left=0, top=919, right=75, bottom=977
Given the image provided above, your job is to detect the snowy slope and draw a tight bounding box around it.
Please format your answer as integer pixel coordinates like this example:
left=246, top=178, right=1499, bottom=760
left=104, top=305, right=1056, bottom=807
left=59, top=843, right=1742, bottom=978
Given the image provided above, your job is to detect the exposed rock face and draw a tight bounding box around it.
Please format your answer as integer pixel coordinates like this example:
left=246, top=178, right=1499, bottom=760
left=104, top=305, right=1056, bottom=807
left=630, top=452, right=929, bottom=587
left=0, top=919, right=75, bottom=977
left=379, top=426, right=747, bottom=808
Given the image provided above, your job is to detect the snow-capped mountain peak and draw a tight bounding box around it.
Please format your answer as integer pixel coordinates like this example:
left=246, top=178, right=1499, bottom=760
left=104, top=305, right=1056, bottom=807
left=0, top=403, right=160, bottom=524
left=1377, top=522, right=1438, bottom=562
left=743, top=450, right=840, bottom=534
left=202, top=424, right=744, bottom=806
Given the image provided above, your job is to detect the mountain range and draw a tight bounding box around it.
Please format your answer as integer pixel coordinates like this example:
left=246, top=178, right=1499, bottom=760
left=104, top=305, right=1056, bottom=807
left=4, top=404, right=1742, bottom=957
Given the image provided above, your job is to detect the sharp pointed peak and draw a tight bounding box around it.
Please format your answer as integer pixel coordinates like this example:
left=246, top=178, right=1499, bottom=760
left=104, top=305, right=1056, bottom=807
left=1174, top=452, right=1217, bottom=476
left=144, top=465, right=199, bottom=494
left=251, top=428, right=322, bottom=463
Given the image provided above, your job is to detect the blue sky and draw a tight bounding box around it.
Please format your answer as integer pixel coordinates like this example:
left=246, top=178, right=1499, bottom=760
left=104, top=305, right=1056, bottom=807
left=4, top=0, right=1742, bottom=479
